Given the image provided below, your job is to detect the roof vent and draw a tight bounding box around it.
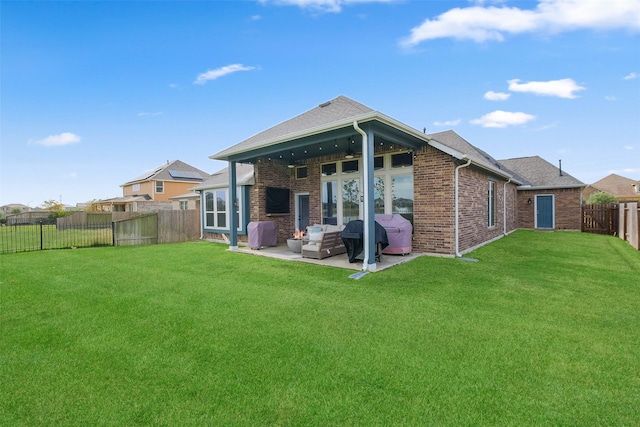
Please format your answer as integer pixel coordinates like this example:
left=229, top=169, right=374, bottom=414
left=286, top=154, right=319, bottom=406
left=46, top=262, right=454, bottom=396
left=319, top=101, right=331, bottom=108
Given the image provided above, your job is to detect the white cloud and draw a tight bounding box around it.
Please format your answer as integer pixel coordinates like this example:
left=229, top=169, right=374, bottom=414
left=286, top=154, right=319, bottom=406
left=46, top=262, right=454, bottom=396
left=484, top=91, right=511, bottom=101
left=470, top=110, right=536, bottom=128
left=64, top=172, right=78, bottom=179
left=194, top=64, right=257, bottom=85
left=605, top=95, right=617, bottom=101
left=258, top=0, right=395, bottom=13
left=33, top=132, right=81, bottom=147
left=624, top=145, right=634, bottom=150
left=250, top=14, right=262, bottom=21
left=400, top=0, right=640, bottom=46
left=507, top=78, right=585, bottom=98
left=434, top=119, right=462, bottom=127
left=624, top=72, right=639, bottom=80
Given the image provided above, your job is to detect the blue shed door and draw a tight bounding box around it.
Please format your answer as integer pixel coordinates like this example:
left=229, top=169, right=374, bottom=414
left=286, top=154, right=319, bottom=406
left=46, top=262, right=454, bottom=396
left=536, top=195, right=554, bottom=229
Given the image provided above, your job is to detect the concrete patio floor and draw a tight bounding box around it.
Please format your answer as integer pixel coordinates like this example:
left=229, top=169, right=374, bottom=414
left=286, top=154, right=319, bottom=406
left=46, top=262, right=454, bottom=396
left=233, top=243, right=424, bottom=272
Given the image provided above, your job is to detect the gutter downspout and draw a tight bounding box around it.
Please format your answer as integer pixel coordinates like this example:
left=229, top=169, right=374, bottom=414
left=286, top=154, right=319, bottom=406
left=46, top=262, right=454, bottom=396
left=455, top=158, right=471, bottom=258
left=353, top=120, right=371, bottom=270
left=503, top=178, right=511, bottom=236
left=228, top=160, right=238, bottom=251
left=197, top=190, right=204, bottom=240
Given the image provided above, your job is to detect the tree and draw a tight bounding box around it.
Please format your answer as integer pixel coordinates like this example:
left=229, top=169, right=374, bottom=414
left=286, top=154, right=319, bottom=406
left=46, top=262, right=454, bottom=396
left=586, top=191, right=618, bottom=205
left=40, top=199, right=70, bottom=219
left=41, top=199, right=64, bottom=212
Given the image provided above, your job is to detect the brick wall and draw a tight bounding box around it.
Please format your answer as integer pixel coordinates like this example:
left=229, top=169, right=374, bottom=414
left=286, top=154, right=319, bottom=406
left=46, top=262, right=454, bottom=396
left=241, top=146, right=568, bottom=255
left=457, top=167, right=518, bottom=253
left=251, top=160, right=295, bottom=244
left=516, top=188, right=583, bottom=230
left=412, top=146, right=455, bottom=254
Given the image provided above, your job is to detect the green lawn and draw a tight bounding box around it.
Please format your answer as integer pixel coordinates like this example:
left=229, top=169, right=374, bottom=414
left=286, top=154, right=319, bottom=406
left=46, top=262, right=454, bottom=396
left=1, top=231, right=638, bottom=425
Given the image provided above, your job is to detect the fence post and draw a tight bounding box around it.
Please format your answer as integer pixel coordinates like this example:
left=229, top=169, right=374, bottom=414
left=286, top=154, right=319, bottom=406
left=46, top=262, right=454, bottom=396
left=112, top=221, right=116, bottom=246
left=40, top=221, right=43, bottom=250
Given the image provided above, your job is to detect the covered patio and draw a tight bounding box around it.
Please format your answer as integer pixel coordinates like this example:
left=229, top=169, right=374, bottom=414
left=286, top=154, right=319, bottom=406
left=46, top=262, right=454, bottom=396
left=211, top=96, right=430, bottom=272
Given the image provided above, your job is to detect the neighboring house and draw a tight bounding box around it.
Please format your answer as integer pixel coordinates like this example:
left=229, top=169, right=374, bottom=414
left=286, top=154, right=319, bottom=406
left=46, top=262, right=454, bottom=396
left=0, top=204, right=30, bottom=214
left=583, top=173, right=640, bottom=202
left=203, top=95, right=586, bottom=270
left=170, top=193, right=201, bottom=211
left=96, top=160, right=209, bottom=212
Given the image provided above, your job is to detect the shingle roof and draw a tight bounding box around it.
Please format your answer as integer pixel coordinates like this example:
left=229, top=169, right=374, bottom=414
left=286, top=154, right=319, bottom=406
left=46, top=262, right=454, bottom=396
left=122, top=160, right=209, bottom=186
left=191, top=163, right=255, bottom=191
left=427, top=130, right=511, bottom=174
left=212, top=95, right=375, bottom=159
left=498, top=156, right=584, bottom=189
left=588, top=174, right=639, bottom=198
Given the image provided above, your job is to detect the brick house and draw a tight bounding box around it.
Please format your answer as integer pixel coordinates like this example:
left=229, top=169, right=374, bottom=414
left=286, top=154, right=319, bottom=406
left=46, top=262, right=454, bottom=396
left=204, top=96, right=584, bottom=271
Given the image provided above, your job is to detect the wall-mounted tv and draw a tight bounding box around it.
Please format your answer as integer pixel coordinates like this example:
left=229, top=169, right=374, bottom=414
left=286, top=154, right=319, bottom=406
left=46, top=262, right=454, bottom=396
left=266, top=187, right=290, bottom=214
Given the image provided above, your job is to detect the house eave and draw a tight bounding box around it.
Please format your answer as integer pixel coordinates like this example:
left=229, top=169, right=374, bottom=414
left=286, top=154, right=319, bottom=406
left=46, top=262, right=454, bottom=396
left=190, top=179, right=254, bottom=191
left=210, top=111, right=431, bottom=162
left=517, top=184, right=586, bottom=191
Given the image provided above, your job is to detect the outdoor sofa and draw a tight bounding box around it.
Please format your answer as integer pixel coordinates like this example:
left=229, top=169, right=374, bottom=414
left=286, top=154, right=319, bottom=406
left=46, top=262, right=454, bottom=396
left=301, top=224, right=346, bottom=259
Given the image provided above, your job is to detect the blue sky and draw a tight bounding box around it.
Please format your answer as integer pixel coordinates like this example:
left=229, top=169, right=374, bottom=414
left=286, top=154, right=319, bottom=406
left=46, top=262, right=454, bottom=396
left=1, top=0, right=639, bottom=207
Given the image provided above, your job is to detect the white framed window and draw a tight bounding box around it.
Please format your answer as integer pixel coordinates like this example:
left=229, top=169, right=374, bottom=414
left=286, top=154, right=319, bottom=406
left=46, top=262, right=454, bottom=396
left=321, top=161, right=361, bottom=225
left=374, top=153, right=414, bottom=225
left=204, top=188, right=242, bottom=231
left=132, top=183, right=140, bottom=192
left=321, top=181, right=338, bottom=225
left=156, top=181, right=164, bottom=193
left=488, top=180, right=495, bottom=227
left=320, top=152, right=414, bottom=226
left=180, top=201, right=188, bottom=210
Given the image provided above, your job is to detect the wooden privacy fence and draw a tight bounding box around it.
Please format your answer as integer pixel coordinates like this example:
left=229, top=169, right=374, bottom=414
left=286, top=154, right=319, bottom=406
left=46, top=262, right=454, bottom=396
left=582, top=204, right=619, bottom=235
left=57, top=212, right=113, bottom=230
left=113, top=214, right=158, bottom=246
left=582, top=203, right=639, bottom=250
left=113, top=210, right=200, bottom=246
left=618, top=202, right=639, bottom=250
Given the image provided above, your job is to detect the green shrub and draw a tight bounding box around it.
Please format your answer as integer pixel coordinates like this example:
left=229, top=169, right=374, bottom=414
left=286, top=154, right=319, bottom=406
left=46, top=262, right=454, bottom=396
left=586, top=191, right=618, bottom=204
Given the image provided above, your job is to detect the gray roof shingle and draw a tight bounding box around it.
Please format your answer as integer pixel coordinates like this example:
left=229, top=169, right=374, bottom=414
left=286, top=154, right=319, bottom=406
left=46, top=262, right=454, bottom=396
left=191, top=163, right=255, bottom=191
left=212, top=96, right=374, bottom=159
left=498, top=156, right=584, bottom=189
left=427, top=130, right=509, bottom=174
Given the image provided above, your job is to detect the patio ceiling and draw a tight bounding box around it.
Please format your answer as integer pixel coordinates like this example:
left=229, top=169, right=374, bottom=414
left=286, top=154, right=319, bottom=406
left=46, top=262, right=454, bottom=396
left=215, top=115, right=431, bottom=166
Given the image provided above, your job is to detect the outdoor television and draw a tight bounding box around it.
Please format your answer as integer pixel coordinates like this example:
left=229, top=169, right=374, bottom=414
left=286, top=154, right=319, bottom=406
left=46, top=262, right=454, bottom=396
left=266, top=187, right=290, bottom=214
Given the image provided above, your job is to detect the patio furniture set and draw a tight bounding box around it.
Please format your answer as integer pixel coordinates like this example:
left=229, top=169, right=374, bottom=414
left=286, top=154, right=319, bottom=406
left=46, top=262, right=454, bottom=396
left=249, top=214, right=412, bottom=262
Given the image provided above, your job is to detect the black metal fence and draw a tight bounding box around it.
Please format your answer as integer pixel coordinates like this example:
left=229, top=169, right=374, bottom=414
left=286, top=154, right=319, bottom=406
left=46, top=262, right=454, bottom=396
left=0, top=213, right=113, bottom=254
